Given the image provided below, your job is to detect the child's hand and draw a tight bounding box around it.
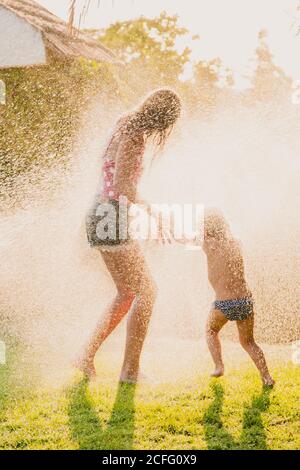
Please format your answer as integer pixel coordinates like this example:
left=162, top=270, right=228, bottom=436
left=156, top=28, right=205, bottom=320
left=157, top=225, right=173, bottom=245
left=149, top=210, right=172, bottom=245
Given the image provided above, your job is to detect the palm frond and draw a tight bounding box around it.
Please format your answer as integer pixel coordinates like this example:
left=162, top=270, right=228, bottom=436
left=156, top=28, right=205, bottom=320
left=68, top=0, right=119, bottom=35
left=67, top=0, right=76, bottom=36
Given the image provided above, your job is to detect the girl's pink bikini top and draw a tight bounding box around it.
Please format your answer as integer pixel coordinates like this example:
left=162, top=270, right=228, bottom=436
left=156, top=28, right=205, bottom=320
left=100, top=119, right=145, bottom=202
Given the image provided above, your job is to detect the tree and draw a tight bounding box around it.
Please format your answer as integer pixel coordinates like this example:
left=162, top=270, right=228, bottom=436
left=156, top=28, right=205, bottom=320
left=250, top=30, right=292, bottom=103
left=94, top=12, right=192, bottom=99
left=182, top=58, right=234, bottom=117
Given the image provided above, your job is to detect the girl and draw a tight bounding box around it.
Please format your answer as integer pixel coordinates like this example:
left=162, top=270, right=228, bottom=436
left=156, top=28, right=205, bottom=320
left=79, top=89, right=181, bottom=383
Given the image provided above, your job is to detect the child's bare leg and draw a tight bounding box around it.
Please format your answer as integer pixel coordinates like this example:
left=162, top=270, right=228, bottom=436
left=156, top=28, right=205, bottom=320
left=237, top=314, right=275, bottom=386
left=206, top=309, right=228, bottom=377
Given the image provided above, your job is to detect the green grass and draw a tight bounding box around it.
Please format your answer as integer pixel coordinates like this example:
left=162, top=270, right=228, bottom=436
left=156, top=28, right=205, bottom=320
left=0, top=349, right=299, bottom=450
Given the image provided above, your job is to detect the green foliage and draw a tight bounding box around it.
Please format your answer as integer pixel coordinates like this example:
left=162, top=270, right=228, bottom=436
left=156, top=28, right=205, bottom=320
left=95, top=12, right=237, bottom=116
left=0, top=63, right=82, bottom=181
left=183, top=58, right=235, bottom=117
left=96, top=12, right=192, bottom=96
left=0, top=60, right=123, bottom=185
left=250, top=30, right=292, bottom=103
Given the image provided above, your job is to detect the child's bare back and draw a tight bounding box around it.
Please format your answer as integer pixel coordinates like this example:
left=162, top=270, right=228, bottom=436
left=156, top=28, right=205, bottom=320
left=203, top=232, right=249, bottom=301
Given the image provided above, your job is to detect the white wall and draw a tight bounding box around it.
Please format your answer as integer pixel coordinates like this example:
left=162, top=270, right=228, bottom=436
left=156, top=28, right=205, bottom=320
left=0, top=6, right=46, bottom=68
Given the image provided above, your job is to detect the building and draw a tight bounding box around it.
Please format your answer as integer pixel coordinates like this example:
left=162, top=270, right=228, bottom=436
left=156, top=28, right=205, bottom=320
left=0, top=0, right=119, bottom=68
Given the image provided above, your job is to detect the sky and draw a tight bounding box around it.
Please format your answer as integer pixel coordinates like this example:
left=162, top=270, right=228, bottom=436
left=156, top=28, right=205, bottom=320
left=37, top=0, right=300, bottom=88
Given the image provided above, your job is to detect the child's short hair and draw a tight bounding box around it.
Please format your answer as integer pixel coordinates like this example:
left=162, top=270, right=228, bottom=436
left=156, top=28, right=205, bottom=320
left=204, top=208, right=230, bottom=241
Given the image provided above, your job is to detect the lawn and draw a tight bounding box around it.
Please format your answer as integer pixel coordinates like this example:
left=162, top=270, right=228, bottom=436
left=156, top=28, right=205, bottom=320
left=0, top=344, right=299, bottom=450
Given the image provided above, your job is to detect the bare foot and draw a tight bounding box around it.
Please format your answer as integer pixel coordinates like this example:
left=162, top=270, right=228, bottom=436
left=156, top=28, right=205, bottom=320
left=119, top=377, right=137, bottom=385
left=262, top=376, right=275, bottom=388
left=210, top=367, right=224, bottom=378
left=119, top=371, right=151, bottom=385
left=74, top=358, right=96, bottom=380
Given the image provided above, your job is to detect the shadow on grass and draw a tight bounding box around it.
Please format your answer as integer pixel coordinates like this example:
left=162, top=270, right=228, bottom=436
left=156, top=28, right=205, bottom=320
left=203, top=382, right=271, bottom=450
left=67, top=378, right=136, bottom=450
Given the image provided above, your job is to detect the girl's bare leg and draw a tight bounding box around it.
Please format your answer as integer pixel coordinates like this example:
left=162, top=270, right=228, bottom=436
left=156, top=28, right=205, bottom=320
left=237, top=314, right=275, bottom=386
left=206, top=309, right=228, bottom=377
left=80, top=242, right=156, bottom=382
left=119, top=275, right=156, bottom=383
left=78, top=292, right=135, bottom=378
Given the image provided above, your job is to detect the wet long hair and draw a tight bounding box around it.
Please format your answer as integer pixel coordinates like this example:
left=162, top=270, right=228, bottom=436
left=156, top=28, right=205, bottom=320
left=122, top=89, right=182, bottom=149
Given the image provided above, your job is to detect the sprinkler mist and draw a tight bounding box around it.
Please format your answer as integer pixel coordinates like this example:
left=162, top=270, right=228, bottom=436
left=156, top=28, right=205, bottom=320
left=0, top=93, right=299, bottom=386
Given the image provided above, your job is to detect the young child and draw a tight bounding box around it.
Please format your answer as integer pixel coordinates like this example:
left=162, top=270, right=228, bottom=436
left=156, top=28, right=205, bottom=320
left=202, top=209, right=274, bottom=387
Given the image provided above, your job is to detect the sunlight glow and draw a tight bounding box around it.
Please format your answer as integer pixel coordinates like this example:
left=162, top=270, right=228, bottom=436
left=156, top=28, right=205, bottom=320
left=37, top=0, right=300, bottom=88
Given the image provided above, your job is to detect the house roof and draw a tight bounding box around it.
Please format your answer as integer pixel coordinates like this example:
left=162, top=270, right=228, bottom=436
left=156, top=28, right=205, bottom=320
left=0, top=0, right=121, bottom=64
